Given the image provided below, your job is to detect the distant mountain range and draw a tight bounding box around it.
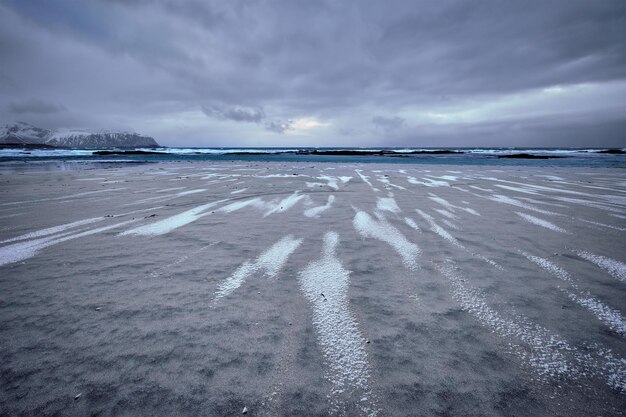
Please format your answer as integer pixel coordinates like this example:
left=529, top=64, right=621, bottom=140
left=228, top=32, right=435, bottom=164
left=0, top=122, right=159, bottom=149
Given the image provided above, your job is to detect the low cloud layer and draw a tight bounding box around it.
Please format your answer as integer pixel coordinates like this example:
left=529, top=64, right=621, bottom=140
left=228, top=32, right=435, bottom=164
left=0, top=0, right=624, bottom=146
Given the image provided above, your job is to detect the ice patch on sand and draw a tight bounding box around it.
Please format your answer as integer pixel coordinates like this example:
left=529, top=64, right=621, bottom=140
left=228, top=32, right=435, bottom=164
left=353, top=211, right=419, bottom=270
left=515, top=212, right=567, bottom=233
left=214, top=235, right=302, bottom=301
left=0, top=217, right=103, bottom=244
left=376, top=197, right=401, bottom=214
left=298, top=232, right=378, bottom=416
left=120, top=199, right=227, bottom=236
left=304, top=195, right=335, bottom=218
left=575, top=251, right=626, bottom=282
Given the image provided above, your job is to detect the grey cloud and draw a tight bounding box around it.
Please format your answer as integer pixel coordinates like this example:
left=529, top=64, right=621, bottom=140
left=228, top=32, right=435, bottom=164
left=372, top=116, right=405, bottom=131
left=7, top=98, right=66, bottom=114
left=201, top=104, right=265, bottom=123
left=264, top=119, right=293, bottom=134
left=0, top=0, right=624, bottom=146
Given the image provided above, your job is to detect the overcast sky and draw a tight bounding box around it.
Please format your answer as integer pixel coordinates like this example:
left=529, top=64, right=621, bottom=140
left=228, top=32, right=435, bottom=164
left=1, top=0, right=625, bottom=147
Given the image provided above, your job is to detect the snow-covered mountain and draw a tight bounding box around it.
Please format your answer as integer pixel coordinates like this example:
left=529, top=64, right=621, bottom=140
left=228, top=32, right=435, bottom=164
left=0, top=122, right=159, bottom=148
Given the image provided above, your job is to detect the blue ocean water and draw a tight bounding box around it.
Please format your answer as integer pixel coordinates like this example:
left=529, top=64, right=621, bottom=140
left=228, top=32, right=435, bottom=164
left=0, top=147, right=625, bottom=171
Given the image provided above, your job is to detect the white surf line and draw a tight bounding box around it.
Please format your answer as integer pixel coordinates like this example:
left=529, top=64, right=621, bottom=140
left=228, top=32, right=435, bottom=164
left=177, top=188, right=206, bottom=196
left=521, top=252, right=626, bottom=335
left=376, top=196, right=401, bottom=214
left=353, top=211, right=419, bottom=270
left=264, top=192, right=307, bottom=217
left=404, top=217, right=421, bottom=232
left=416, top=209, right=501, bottom=269
left=0, top=187, right=127, bottom=207
left=355, top=169, right=380, bottom=192
left=230, top=188, right=248, bottom=195
left=575, top=251, right=626, bottom=282
left=213, top=235, right=302, bottom=302
left=119, top=199, right=229, bottom=236
left=304, top=195, right=335, bottom=218
left=515, top=212, right=567, bottom=233
left=0, top=217, right=104, bottom=244
left=298, top=232, right=378, bottom=417
left=428, top=194, right=480, bottom=216
left=575, top=218, right=626, bottom=232
left=0, top=219, right=137, bottom=267
left=435, top=260, right=575, bottom=381
left=486, top=194, right=560, bottom=216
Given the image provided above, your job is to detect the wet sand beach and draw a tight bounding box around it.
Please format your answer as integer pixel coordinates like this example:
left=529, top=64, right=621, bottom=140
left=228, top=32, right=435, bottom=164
left=0, top=161, right=625, bottom=416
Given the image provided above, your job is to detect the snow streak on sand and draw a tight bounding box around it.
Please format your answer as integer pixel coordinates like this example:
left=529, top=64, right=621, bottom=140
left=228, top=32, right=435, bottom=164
left=0, top=219, right=136, bottom=267
left=575, top=251, right=626, bottom=282
left=230, top=188, right=248, bottom=194
left=515, top=212, right=567, bottom=233
left=355, top=170, right=379, bottom=192
left=0, top=217, right=103, bottom=244
left=407, top=176, right=449, bottom=187
left=213, top=235, right=302, bottom=301
left=376, top=196, right=401, bottom=214
left=404, top=217, right=421, bottom=232
left=298, top=232, right=378, bottom=417
left=416, top=209, right=501, bottom=269
left=304, top=195, right=335, bottom=218
left=264, top=192, right=307, bottom=217
left=376, top=176, right=406, bottom=190
left=436, top=261, right=574, bottom=380
left=177, top=188, right=206, bottom=196
left=353, top=212, right=420, bottom=270
left=120, top=199, right=228, bottom=236
left=428, top=194, right=480, bottom=216
left=217, top=198, right=265, bottom=213
left=487, top=195, right=559, bottom=216
left=521, top=253, right=626, bottom=335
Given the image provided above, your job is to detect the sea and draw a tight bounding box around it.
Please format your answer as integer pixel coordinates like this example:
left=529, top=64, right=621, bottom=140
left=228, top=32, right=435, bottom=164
left=0, top=147, right=624, bottom=172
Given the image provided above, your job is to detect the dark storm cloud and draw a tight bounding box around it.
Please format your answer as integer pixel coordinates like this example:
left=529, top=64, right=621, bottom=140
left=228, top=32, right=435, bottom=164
left=264, top=120, right=293, bottom=134
left=201, top=104, right=265, bottom=124
left=7, top=98, right=66, bottom=114
left=0, top=0, right=624, bottom=146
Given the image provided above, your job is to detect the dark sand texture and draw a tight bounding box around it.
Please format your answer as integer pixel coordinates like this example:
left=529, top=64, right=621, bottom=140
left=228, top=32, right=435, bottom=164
left=0, top=162, right=625, bottom=416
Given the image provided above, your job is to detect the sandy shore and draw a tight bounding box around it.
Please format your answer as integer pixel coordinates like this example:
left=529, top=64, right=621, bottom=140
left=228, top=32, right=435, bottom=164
left=0, top=161, right=625, bottom=416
